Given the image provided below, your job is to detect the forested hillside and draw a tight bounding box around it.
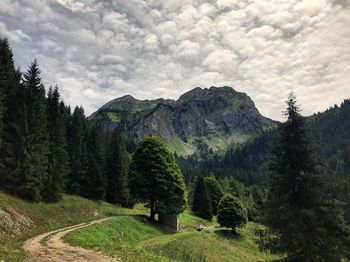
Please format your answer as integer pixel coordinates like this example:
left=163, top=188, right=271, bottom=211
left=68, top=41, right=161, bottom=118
left=0, top=38, right=131, bottom=206
left=179, top=100, right=350, bottom=185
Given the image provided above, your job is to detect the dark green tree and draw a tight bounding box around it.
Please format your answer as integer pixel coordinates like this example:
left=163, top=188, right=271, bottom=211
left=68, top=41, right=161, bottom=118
left=80, top=124, right=106, bottom=200
left=262, top=93, right=350, bottom=261
left=20, top=60, right=49, bottom=201
left=129, top=136, right=186, bottom=220
left=0, top=38, right=24, bottom=193
left=42, top=87, right=69, bottom=202
left=217, top=194, right=247, bottom=233
left=0, top=38, right=14, bottom=149
left=204, top=175, right=224, bottom=215
left=104, top=131, right=130, bottom=207
left=192, top=176, right=213, bottom=220
left=66, top=106, right=88, bottom=195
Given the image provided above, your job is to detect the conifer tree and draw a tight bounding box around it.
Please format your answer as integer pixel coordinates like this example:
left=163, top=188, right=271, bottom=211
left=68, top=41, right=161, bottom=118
left=204, top=175, right=224, bottom=215
left=66, top=106, right=88, bottom=195
left=105, top=130, right=130, bottom=206
left=42, top=87, right=69, bottom=202
left=0, top=38, right=14, bottom=149
left=0, top=38, right=24, bottom=193
left=262, top=93, right=350, bottom=261
left=192, top=176, right=213, bottom=220
left=80, top=124, right=106, bottom=200
left=19, top=60, right=49, bottom=201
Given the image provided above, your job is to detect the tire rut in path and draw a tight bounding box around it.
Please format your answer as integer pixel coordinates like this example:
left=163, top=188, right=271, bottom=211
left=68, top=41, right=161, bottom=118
left=24, top=217, right=120, bottom=262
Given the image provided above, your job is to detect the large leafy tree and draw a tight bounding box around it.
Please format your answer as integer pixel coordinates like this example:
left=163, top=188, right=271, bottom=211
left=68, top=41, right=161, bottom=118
left=262, top=93, right=350, bottom=261
left=192, top=176, right=213, bottom=220
left=42, top=87, right=69, bottom=202
left=217, top=194, right=247, bottom=233
left=129, top=136, right=186, bottom=220
left=104, top=130, right=130, bottom=207
left=20, top=60, right=49, bottom=201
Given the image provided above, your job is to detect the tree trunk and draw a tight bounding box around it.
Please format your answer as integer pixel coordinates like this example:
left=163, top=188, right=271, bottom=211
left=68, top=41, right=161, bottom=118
left=150, top=202, right=156, bottom=221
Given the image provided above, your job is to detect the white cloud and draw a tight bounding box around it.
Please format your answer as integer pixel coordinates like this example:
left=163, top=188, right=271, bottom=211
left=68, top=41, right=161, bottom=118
left=0, top=0, right=349, bottom=121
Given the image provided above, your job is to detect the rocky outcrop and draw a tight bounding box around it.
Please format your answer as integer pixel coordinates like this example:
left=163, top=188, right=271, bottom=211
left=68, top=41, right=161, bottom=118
left=90, top=86, right=275, bottom=155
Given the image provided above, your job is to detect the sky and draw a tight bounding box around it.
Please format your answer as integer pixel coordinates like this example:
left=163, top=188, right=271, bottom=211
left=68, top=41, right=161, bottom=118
left=1, top=0, right=349, bottom=120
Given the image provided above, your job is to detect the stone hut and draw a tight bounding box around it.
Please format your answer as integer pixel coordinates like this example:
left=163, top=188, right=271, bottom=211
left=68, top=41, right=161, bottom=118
left=158, top=213, right=179, bottom=231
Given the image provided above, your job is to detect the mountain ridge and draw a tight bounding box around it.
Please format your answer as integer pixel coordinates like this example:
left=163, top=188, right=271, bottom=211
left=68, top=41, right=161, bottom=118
left=90, top=86, right=276, bottom=155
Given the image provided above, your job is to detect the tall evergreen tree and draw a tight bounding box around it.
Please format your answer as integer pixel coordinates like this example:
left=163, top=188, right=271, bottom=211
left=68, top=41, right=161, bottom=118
left=80, top=124, right=106, bottom=200
left=204, top=175, right=224, bottom=215
left=104, top=130, right=130, bottom=206
left=0, top=38, right=14, bottom=149
left=42, top=87, right=69, bottom=202
left=66, top=106, right=88, bottom=195
left=192, top=176, right=213, bottom=220
left=0, top=38, right=24, bottom=193
left=19, top=60, right=49, bottom=201
left=262, top=93, right=350, bottom=261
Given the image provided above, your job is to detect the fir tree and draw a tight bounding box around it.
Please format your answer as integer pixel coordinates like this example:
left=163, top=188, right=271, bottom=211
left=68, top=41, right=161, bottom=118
left=129, top=136, right=186, bottom=220
left=80, top=124, right=106, bottom=200
left=19, top=60, right=49, bottom=201
left=0, top=38, right=14, bottom=149
left=66, top=106, right=88, bottom=195
left=0, top=38, right=24, bottom=193
left=104, top=130, right=130, bottom=207
left=42, top=87, right=69, bottom=202
left=204, top=175, right=224, bottom=215
left=262, top=93, right=350, bottom=261
left=192, top=176, right=213, bottom=220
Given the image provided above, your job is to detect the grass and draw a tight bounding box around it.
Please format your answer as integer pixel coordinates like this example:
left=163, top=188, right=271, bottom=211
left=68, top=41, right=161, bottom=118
left=64, top=216, right=175, bottom=261
left=179, top=210, right=216, bottom=228
left=65, top=210, right=282, bottom=262
left=107, top=112, right=120, bottom=122
left=0, top=191, right=147, bottom=261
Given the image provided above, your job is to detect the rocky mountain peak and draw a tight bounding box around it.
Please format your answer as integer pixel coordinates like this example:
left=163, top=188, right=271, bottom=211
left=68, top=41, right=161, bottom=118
left=90, top=86, right=275, bottom=156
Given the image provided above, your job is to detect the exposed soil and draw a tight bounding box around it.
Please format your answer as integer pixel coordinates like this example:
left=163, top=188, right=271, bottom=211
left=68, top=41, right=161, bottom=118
left=24, top=217, right=120, bottom=262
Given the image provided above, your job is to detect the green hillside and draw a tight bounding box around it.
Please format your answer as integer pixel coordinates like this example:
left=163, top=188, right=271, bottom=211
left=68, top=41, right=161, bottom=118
left=0, top=191, right=147, bottom=261
left=64, top=211, right=281, bottom=262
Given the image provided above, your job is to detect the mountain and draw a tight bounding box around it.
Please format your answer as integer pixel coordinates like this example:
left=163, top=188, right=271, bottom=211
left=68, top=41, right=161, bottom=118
left=90, top=86, right=276, bottom=155
left=192, top=99, right=350, bottom=185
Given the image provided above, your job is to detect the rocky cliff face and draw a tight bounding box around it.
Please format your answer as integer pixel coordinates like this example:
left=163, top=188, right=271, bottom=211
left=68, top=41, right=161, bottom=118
left=90, top=86, right=275, bottom=155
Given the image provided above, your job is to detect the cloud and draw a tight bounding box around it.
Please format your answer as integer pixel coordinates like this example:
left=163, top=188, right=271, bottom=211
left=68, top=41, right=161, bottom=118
left=0, top=0, right=349, bottom=121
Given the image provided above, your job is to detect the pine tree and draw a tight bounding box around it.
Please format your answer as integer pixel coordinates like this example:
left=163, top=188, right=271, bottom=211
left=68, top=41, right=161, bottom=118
left=0, top=38, right=14, bottom=149
left=262, top=93, right=350, bottom=261
left=66, top=106, right=88, bottom=195
left=19, top=60, right=49, bottom=201
left=192, top=176, right=213, bottom=220
left=0, top=38, right=24, bottom=193
left=80, top=124, right=106, bottom=200
left=204, top=175, right=224, bottom=215
left=129, top=136, right=186, bottom=220
left=42, top=87, right=69, bottom=202
left=104, top=130, right=130, bottom=206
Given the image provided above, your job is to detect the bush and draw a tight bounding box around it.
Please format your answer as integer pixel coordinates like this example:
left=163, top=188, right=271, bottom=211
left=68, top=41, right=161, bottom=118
left=217, top=194, right=247, bottom=233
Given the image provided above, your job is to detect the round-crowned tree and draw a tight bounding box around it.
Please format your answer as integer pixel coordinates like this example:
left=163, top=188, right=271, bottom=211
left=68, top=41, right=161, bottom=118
left=217, top=194, right=247, bottom=233
left=129, top=135, right=186, bottom=220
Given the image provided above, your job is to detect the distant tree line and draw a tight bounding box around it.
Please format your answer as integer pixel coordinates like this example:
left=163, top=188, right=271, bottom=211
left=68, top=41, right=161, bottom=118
left=0, top=38, right=130, bottom=206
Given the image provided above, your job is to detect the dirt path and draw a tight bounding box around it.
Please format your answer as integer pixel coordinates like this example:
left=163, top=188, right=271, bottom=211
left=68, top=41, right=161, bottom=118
left=24, top=217, right=120, bottom=262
